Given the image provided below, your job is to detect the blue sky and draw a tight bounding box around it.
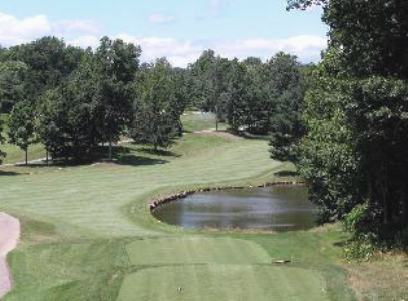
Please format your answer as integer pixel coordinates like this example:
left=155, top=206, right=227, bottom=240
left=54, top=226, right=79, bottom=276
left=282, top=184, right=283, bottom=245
left=0, top=0, right=328, bottom=66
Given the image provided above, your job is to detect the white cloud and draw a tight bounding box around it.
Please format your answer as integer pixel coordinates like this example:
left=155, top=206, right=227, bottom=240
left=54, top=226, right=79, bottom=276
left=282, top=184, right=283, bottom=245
left=208, top=0, right=226, bottom=16
left=148, top=13, right=174, bottom=25
left=54, top=20, right=99, bottom=36
left=115, top=34, right=202, bottom=66
left=212, top=35, right=326, bottom=62
left=0, top=11, right=99, bottom=47
left=67, top=35, right=100, bottom=49
left=0, top=12, right=51, bottom=45
left=0, top=11, right=326, bottom=67
left=62, top=34, right=327, bottom=67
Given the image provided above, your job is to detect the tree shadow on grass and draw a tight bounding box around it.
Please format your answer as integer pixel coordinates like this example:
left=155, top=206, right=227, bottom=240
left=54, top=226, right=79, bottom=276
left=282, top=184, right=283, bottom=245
left=115, top=154, right=169, bottom=166
left=138, top=147, right=181, bottom=158
left=105, top=146, right=171, bottom=166
left=274, top=171, right=300, bottom=177
left=0, top=170, right=21, bottom=176
left=223, top=129, right=270, bottom=141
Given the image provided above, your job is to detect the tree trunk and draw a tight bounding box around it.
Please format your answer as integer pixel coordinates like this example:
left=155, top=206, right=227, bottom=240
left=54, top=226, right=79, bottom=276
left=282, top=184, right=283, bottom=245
left=25, top=149, right=28, bottom=166
left=401, top=167, right=408, bottom=228
left=46, top=149, right=49, bottom=166
left=108, top=133, right=112, bottom=161
left=215, top=104, right=219, bottom=132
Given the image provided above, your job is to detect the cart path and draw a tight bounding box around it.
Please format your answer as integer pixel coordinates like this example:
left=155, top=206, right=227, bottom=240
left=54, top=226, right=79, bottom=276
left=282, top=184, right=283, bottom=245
left=0, top=213, right=20, bottom=299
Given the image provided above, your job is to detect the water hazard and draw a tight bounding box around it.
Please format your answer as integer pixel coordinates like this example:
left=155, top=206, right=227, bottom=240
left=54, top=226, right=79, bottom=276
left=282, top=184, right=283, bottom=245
left=152, top=186, right=318, bottom=232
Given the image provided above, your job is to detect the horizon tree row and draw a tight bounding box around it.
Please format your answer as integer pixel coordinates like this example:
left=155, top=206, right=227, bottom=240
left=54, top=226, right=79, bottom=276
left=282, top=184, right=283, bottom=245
left=0, top=35, right=307, bottom=164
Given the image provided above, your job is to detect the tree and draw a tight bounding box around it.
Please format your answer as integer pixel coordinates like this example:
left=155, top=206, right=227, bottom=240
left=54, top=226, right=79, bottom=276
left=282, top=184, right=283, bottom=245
left=37, top=58, right=103, bottom=163
left=94, top=37, right=141, bottom=160
left=0, top=103, right=5, bottom=164
left=130, top=58, right=184, bottom=151
left=6, top=37, right=85, bottom=102
left=0, top=61, right=27, bottom=113
left=267, top=53, right=306, bottom=162
left=189, top=50, right=231, bottom=130
left=8, top=100, right=36, bottom=165
left=223, top=59, right=252, bottom=133
left=289, top=0, right=408, bottom=238
left=241, top=57, right=270, bottom=134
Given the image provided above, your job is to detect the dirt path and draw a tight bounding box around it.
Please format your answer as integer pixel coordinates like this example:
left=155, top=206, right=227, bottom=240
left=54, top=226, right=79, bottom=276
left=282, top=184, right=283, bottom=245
left=0, top=213, right=20, bottom=299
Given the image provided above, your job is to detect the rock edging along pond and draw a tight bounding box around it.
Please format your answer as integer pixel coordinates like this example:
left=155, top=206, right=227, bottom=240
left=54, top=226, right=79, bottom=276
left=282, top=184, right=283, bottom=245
left=148, top=181, right=307, bottom=212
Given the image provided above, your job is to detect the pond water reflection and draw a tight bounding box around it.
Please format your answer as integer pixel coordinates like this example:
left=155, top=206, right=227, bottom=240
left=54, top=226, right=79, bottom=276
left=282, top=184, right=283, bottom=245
left=152, top=186, right=318, bottom=232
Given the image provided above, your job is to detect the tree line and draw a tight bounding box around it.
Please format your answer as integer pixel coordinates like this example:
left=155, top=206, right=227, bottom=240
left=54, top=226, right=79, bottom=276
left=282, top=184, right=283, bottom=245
left=0, top=36, right=306, bottom=164
left=283, top=0, right=408, bottom=250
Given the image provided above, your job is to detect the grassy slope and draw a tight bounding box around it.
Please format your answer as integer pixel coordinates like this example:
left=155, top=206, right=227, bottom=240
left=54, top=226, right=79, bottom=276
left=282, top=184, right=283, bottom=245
left=0, top=112, right=392, bottom=300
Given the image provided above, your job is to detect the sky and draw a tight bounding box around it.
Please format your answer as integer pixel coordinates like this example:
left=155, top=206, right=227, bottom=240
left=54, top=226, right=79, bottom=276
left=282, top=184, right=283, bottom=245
left=0, top=0, right=328, bottom=67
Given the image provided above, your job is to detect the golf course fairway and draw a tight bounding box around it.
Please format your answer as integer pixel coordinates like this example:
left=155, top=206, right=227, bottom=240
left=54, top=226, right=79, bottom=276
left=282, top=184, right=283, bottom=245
left=0, top=115, right=357, bottom=300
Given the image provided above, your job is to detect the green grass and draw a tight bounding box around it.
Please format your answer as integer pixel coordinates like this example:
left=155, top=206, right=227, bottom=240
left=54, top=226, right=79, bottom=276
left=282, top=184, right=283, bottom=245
left=0, top=113, right=379, bottom=300
left=118, top=265, right=328, bottom=301
left=127, top=237, right=271, bottom=265
left=181, top=111, right=227, bottom=133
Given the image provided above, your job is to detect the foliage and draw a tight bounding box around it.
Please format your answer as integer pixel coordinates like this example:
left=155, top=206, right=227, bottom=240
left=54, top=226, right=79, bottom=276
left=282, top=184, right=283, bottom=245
left=130, top=58, right=184, bottom=150
left=5, top=37, right=85, bottom=103
left=188, top=50, right=232, bottom=129
left=37, top=59, right=102, bottom=162
left=268, top=52, right=306, bottom=162
left=0, top=111, right=4, bottom=164
left=94, top=36, right=142, bottom=159
left=7, top=100, right=37, bottom=164
left=290, top=0, right=408, bottom=246
left=0, top=61, right=27, bottom=113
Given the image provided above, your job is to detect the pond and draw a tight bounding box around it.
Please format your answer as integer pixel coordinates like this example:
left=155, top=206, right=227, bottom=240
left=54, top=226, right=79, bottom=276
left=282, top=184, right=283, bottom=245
left=152, top=186, right=318, bottom=232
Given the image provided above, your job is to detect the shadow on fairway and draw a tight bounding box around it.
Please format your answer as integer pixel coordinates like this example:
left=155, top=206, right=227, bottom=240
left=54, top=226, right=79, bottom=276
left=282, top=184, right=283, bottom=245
left=0, top=170, right=21, bottom=176
left=115, top=155, right=169, bottom=166
left=138, top=148, right=181, bottom=158
left=274, top=170, right=300, bottom=177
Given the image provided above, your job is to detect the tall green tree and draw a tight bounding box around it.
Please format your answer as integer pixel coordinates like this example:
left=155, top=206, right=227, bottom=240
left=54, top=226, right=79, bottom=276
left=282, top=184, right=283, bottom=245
left=6, top=37, right=85, bottom=102
left=130, top=58, right=184, bottom=151
left=0, top=61, right=27, bottom=113
left=223, top=59, right=252, bottom=133
left=8, top=100, right=37, bottom=165
left=242, top=57, right=270, bottom=134
left=267, top=53, right=306, bottom=162
left=0, top=103, right=4, bottom=165
left=94, top=37, right=141, bottom=160
left=189, top=50, right=231, bottom=130
left=290, top=0, right=408, bottom=237
left=38, top=58, right=103, bottom=163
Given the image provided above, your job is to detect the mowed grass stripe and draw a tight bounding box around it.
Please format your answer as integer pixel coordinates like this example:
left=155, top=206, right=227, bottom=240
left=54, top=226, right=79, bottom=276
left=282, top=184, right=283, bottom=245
left=126, top=237, right=271, bottom=265
left=0, top=137, right=278, bottom=239
left=117, top=265, right=329, bottom=301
